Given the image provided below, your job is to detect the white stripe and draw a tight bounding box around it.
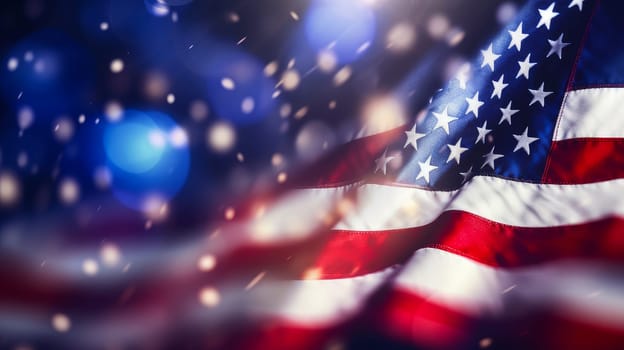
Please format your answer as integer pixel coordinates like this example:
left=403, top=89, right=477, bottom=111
left=334, top=176, right=624, bottom=230
left=249, top=267, right=395, bottom=324
left=396, top=248, right=624, bottom=328
left=554, top=88, right=624, bottom=141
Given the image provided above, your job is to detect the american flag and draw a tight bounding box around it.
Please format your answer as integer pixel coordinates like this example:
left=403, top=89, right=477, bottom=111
left=2, top=0, right=624, bottom=349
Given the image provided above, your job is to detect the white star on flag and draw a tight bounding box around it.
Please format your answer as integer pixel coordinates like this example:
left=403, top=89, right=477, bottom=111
left=508, top=22, right=529, bottom=51
left=537, top=3, right=559, bottom=30
left=416, top=156, right=437, bottom=183
left=513, top=127, right=539, bottom=155
left=432, top=106, right=457, bottom=135
left=529, top=82, right=553, bottom=106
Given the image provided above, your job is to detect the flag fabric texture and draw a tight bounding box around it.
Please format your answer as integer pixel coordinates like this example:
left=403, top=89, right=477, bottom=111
left=3, top=0, right=624, bottom=349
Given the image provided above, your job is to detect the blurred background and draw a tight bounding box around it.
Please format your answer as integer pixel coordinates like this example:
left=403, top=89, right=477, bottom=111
left=0, top=0, right=525, bottom=348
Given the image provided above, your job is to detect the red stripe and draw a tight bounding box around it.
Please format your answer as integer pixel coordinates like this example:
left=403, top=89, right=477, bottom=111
left=543, top=138, right=624, bottom=184
left=289, top=127, right=404, bottom=188
left=373, top=288, right=624, bottom=350
left=308, top=212, right=624, bottom=279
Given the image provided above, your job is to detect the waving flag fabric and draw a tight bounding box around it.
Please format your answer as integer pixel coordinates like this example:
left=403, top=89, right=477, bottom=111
left=3, top=1, right=624, bottom=349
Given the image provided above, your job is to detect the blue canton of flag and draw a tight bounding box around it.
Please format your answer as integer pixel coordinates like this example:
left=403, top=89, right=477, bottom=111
left=378, top=0, right=592, bottom=189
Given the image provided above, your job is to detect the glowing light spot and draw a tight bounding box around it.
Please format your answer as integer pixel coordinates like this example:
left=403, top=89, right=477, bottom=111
left=302, top=267, right=322, bottom=280
left=361, top=95, right=406, bottom=135
left=99, top=22, right=109, bottom=31
left=227, top=12, right=240, bottom=23
left=197, top=254, right=217, bottom=272
left=427, top=14, right=450, bottom=39
left=100, top=243, right=121, bottom=267
left=82, top=259, right=99, bottom=276
left=480, top=338, right=493, bottom=348
left=90, top=166, right=110, bottom=189
left=279, top=104, right=292, bottom=118
left=104, top=101, right=124, bottom=122
left=224, top=207, right=235, bottom=220
left=294, top=106, right=309, bottom=119
left=78, top=114, right=86, bottom=124
left=109, top=59, right=124, bottom=73
left=221, top=77, right=235, bottom=90
left=264, top=61, right=278, bottom=77
left=277, top=172, right=287, bottom=183
left=241, top=97, right=255, bottom=114
left=386, top=23, right=416, bottom=52
left=497, top=2, right=518, bottom=24
left=144, top=71, right=169, bottom=100
left=289, top=11, right=299, bottom=21
left=333, top=66, right=352, bottom=86
left=198, top=287, right=220, bottom=307
left=7, top=57, right=18, bottom=71
left=53, top=117, right=74, bottom=142
left=0, top=172, right=20, bottom=206
left=206, top=122, right=236, bottom=153
left=51, top=314, right=71, bottom=333
left=142, top=195, right=168, bottom=220
left=17, top=152, right=28, bottom=168
left=295, top=121, right=335, bottom=161
left=59, top=178, right=80, bottom=205
left=446, top=28, right=466, bottom=46
left=189, top=100, right=209, bottom=121
left=166, top=93, right=175, bottom=104
left=271, top=153, right=284, bottom=167
left=236, top=152, right=244, bottom=162
left=281, top=69, right=300, bottom=91
left=317, top=50, right=338, bottom=72
left=329, top=100, right=337, bottom=109
left=169, top=127, right=188, bottom=148
left=17, top=106, right=34, bottom=130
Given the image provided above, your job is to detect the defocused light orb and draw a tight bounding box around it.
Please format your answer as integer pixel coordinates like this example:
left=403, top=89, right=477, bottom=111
left=142, top=194, right=168, bottom=220
left=264, top=61, right=278, bottom=77
left=7, top=57, right=18, bottom=71
left=206, top=121, right=236, bottom=153
left=99, top=22, right=109, bottom=31
left=166, top=93, right=175, bottom=104
left=386, top=23, right=416, bottom=52
left=104, top=116, right=165, bottom=173
left=1, top=30, right=94, bottom=118
left=197, top=254, right=217, bottom=272
left=241, top=97, right=255, bottom=114
left=221, top=77, right=235, bottom=90
left=82, top=258, right=99, bottom=276
left=295, top=121, right=336, bottom=161
left=58, top=178, right=80, bottom=205
left=182, top=40, right=276, bottom=126
left=100, top=243, right=121, bottom=267
left=304, top=0, right=376, bottom=64
left=53, top=117, right=74, bottom=142
left=143, top=71, right=169, bottom=100
left=17, top=152, right=28, bottom=168
left=198, top=287, right=220, bottom=307
left=102, top=110, right=190, bottom=211
left=104, top=101, right=124, bottom=122
left=0, top=172, right=20, bottom=207
left=497, top=2, right=518, bottom=24
left=51, top=314, right=71, bottom=333
left=109, top=58, right=124, bottom=73
left=281, top=69, right=300, bottom=90
left=362, top=95, right=407, bottom=135
left=427, top=14, right=450, bottom=39
left=169, top=126, right=188, bottom=147
left=17, top=106, right=34, bottom=130
left=93, top=166, right=112, bottom=189
left=317, top=50, right=338, bottom=72
left=144, top=0, right=170, bottom=17
left=333, top=66, right=352, bottom=86
left=189, top=100, right=209, bottom=121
